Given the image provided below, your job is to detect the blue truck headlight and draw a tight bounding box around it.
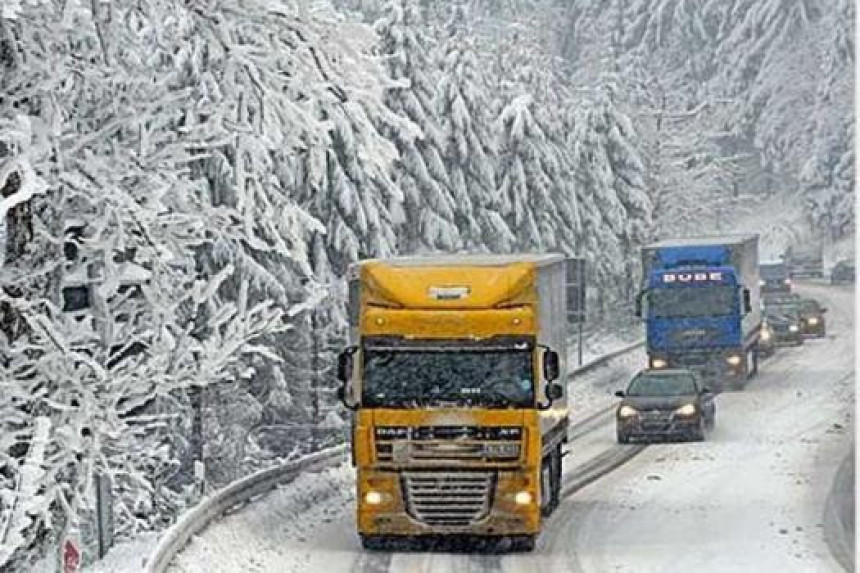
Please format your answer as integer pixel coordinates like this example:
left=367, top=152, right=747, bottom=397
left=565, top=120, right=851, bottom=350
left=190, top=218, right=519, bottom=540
left=651, top=358, right=667, bottom=369
left=789, top=324, right=799, bottom=332
left=726, top=355, right=742, bottom=366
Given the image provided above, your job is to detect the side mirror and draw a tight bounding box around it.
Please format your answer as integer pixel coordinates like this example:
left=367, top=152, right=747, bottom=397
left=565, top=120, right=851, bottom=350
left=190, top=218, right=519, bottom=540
left=543, top=349, right=560, bottom=381
left=634, top=290, right=645, bottom=318
left=614, top=390, right=625, bottom=398
left=742, top=288, right=752, bottom=313
left=821, top=308, right=828, bottom=313
left=337, top=348, right=355, bottom=382
left=700, top=387, right=711, bottom=394
left=546, top=382, right=563, bottom=401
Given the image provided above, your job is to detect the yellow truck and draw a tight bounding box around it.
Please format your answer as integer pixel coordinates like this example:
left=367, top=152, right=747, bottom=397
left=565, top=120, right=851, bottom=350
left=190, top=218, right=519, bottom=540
left=336, top=254, right=569, bottom=551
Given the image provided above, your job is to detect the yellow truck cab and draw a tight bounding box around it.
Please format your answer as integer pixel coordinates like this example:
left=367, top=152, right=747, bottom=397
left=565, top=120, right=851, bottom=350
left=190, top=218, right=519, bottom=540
left=336, top=254, right=569, bottom=551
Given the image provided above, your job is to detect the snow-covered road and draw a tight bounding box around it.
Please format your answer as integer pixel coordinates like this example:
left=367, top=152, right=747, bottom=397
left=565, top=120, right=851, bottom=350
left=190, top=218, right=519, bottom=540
left=167, top=283, right=854, bottom=573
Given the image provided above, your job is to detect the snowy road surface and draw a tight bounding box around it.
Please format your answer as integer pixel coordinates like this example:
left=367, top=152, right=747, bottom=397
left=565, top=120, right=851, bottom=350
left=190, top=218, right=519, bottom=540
left=167, top=283, right=854, bottom=573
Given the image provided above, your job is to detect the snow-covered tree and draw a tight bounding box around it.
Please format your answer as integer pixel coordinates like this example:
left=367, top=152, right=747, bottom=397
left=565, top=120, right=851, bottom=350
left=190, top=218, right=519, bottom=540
left=375, top=0, right=461, bottom=253
left=435, top=4, right=513, bottom=252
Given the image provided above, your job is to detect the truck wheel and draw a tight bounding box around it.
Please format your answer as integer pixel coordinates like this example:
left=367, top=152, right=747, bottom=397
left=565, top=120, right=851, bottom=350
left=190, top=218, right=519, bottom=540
left=509, top=535, right=536, bottom=552
left=550, top=445, right=562, bottom=512
left=360, top=535, right=388, bottom=551
left=750, top=348, right=759, bottom=377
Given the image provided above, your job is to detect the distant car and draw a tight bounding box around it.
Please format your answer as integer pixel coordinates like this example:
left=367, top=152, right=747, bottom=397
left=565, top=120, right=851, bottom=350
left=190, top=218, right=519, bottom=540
left=763, top=304, right=804, bottom=346
left=831, top=260, right=855, bottom=285
left=759, top=262, right=792, bottom=294
left=798, top=298, right=827, bottom=337
left=758, top=320, right=776, bottom=358
left=615, top=369, right=715, bottom=443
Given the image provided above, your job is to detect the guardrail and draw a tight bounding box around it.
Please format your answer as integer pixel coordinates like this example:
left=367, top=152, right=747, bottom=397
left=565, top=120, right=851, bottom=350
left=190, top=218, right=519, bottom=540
left=143, top=338, right=644, bottom=573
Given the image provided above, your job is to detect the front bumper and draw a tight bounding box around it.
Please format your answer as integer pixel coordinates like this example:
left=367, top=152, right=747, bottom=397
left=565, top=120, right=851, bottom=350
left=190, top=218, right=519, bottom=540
left=771, top=329, right=803, bottom=345
left=617, top=414, right=701, bottom=439
left=356, top=468, right=540, bottom=537
left=801, top=321, right=826, bottom=336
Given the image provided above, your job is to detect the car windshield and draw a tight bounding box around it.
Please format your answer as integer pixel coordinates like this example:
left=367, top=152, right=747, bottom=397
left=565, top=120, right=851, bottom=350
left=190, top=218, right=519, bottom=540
left=800, top=300, right=820, bottom=313
left=362, top=348, right=534, bottom=408
left=765, top=305, right=800, bottom=321
left=649, top=286, right=735, bottom=318
left=627, top=373, right=698, bottom=397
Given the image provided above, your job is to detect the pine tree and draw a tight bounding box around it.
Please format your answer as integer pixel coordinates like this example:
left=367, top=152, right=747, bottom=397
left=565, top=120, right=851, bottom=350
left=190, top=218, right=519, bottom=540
left=376, top=0, right=462, bottom=253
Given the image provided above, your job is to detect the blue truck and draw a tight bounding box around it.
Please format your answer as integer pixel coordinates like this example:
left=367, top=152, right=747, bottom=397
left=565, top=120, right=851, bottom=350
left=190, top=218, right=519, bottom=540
left=636, top=235, right=762, bottom=390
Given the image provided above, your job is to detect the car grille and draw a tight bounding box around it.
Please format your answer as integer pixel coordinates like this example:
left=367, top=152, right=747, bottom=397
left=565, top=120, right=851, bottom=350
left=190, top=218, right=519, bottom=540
left=402, top=472, right=494, bottom=528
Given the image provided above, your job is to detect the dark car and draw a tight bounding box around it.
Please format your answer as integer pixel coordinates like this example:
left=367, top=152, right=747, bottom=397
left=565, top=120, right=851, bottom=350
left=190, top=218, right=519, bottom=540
left=759, top=262, right=792, bottom=294
left=615, top=369, right=715, bottom=443
left=831, top=260, right=855, bottom=285
left=798, top=298, right=827, bottom=337
left=763, top=304, right=804, bottom=346
left=757, top=319, right=776, bottom=358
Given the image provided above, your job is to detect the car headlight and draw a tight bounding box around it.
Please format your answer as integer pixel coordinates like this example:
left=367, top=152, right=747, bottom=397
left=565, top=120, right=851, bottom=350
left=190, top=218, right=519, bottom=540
left=807, top=317, right=818, bottom=325
left=789, top=324, right=799, bottom=332
left=651, top=358, right=667, bottom=369
left=726, top=355, right=742, bottom=366
left=760, top=329, right=771, bottom=341
left=618, top=405, right=638, bottom=418
left=675, top=403, right=697, bottom=416
left=758, top=280, right=766, bottom=286
left=784, top=278, right=792, bottom=285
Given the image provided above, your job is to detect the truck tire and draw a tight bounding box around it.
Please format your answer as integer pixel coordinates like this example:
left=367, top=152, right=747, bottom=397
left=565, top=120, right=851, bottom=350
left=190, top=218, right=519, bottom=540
left=510, top=534, right=536, bottom=552
left=550, top=445, right=562, bottom=512
left=540, top=446, right=562, bottom=517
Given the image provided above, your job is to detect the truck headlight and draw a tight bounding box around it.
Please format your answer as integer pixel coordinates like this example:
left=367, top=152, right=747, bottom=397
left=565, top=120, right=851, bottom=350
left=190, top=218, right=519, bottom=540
left=758, top=279, right=766, bottom=286
left=365, top=491, right=386, bottom=505
left=618, top=405, right=638, bottom=418
left=514, top=491, right=533, bottom=506
left=651, top=358, right=667, bottom=369
left=789, top=324, right=799, bottom=332
left=675, top=404, right=697, bottom=416
left=726, top=355, right=742, bottom=366
left=807, top=317, right=818, bottom=325
left=784, top=278, right=792, bottom=285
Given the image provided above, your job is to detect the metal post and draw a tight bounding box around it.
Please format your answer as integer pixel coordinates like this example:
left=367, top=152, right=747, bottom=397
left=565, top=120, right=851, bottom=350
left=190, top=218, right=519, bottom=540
left=94, top=472, right=113, bottom=559
left=578, top=321, right=584, bottom=367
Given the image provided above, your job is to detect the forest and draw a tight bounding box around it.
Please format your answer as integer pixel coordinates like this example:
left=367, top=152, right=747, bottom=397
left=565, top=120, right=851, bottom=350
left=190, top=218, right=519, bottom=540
left=0, top=0, right=853, bottom=568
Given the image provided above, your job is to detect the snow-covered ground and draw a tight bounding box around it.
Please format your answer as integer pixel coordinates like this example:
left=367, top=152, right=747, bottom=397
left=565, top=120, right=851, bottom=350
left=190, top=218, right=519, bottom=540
left=552, top=281, right=855, bottom=572
left=159, top=283, right=852, bottom=573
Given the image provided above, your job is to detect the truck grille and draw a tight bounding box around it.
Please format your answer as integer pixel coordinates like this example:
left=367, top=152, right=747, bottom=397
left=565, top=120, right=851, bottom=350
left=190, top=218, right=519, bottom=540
left=402, top=472, right=494, bottom=528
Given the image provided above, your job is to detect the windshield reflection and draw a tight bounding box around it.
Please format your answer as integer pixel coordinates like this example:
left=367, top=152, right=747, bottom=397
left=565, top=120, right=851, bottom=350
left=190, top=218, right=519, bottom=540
left=363, top=349, right=534, bottom=408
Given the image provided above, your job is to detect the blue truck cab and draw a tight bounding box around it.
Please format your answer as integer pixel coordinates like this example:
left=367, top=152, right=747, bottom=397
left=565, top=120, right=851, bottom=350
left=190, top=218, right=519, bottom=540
left=636, top=235, right=762, bottom=390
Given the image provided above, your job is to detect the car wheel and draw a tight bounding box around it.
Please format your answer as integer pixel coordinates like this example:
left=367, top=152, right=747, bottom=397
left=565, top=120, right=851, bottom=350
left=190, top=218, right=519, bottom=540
left=691, top=417, right=706, bottom=441
left=617, top=428, right=630, bottom=444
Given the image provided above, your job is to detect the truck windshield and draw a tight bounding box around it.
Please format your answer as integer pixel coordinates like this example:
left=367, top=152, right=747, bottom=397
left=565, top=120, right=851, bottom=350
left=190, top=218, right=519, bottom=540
left=649, top=286, right=736, bottom=318
left=362, top=349, right=534, bottom=409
